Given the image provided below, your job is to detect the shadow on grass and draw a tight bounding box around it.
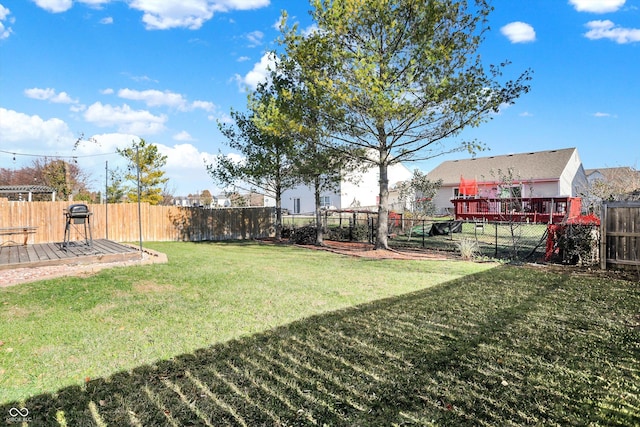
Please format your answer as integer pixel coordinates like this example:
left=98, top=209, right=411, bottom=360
left=3, top=266, right=639, bottom=426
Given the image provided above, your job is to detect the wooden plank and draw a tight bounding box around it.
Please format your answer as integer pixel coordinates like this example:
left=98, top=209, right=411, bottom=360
left=0, top=247, right=9, bottom=265
left=32, top=243, right=49, bottom=262
left=40, top=243, right=62, bottom=261
left=16, top=245, right=29, bottom=263
left=605, top=232, right=640, bottom=238
left=25, top=245, right=39, bottom=263
left=606, top=258, right=640, bottom=266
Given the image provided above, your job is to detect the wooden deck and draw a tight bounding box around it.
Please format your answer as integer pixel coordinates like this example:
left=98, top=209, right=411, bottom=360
left=0, top=239, right=141, bottom=271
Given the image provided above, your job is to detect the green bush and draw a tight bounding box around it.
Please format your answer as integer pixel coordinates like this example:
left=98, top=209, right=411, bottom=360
left=557, top=224, right=599, bottom=266
left=327, top=225, right=370, bottom=242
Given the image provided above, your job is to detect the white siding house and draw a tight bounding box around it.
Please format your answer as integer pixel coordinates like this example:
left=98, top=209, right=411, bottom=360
left=282, top=162, right=413, bottom=214
left=426, top=148, right=588, bottom=215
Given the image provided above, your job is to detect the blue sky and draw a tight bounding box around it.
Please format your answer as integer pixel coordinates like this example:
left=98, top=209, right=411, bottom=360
left=1, top=0, right=639, bottom=196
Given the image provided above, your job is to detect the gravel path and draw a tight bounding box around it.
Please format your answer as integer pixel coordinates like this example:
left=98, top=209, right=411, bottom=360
left=0, top=251, right=167, bottom=288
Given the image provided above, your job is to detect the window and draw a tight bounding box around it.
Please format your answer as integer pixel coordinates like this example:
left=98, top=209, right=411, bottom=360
left=320, top=196, right=331, bottom=208
left=293, top=198, right=301, bottom=214
left=453, top=188, right=460, bottom=198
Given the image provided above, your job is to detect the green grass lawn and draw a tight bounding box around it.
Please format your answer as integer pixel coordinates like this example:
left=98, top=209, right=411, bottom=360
left=0, top=242, right=488, bottom=403
left=1, top=242, right=639, bottom=425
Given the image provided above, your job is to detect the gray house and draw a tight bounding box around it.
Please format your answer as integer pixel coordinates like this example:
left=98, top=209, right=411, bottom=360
left=426, top=147, right=588, bottom=215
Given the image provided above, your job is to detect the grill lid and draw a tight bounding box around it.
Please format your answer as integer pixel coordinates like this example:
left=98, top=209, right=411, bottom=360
left=66, top=204, right=90, bottom=217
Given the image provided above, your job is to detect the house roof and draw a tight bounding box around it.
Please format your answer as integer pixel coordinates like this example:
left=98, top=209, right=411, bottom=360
left=427, top=148, right=578, bottom=185
left=585, top=166, right=639, bottom=181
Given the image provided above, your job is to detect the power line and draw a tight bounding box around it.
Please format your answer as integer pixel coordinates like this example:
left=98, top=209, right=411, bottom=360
left=0, top=149, right=118, bottom=160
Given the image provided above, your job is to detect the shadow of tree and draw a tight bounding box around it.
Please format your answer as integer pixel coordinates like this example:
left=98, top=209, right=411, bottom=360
left=168, top=207, right=274, bottom=242
left=2, top=267, right=638, bottom=425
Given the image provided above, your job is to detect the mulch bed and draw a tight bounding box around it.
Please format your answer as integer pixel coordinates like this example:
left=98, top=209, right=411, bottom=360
left=262, top=239, right=458, bottom=261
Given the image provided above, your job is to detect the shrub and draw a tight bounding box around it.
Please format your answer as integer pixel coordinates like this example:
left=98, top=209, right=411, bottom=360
left=327, top=225, right=370, bottom=242
left=557, top=224, right=600, bottom=266
left=289, top=225, right=317, bottom=245
left=457, top=237, right=479, bottom=260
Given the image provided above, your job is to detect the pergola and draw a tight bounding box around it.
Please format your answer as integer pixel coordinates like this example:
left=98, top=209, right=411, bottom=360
left=0, top=185, right=57, bottom=201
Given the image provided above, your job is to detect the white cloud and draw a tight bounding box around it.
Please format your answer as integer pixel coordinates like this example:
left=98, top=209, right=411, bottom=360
left=72, top=132, right=135, bottom=156
left=593, top=111, right=616, bottom=117
left=584, top=20, right=640, bottom=43
left=519, top=111, right=534, bottom=117
left=81, top=0, right=111, bottom=7
left=0, top=108, right=73, bottom=148
left=129, top=0, right=270, bottom=30
left=154, top=142, right=221, bottom=194
left=190, top=100, right=215, bottom=112
left=212, top=112, right=233, bottom=124
left=236, top=56, right=250, bottom=62
left=0, top=4, right=14, bottom=40
left=117, top=88, right=216, bottom=112
left=32, top=0, right=113, bottom=13
left=569, top=0, right=626, bottom=13
left=100, top=16, right=113, bottom=24
left=83, top=102, right=167, bottom=134
left=273, top=16, right=284, bottom=31
left=173, top=130, right=194, bottom=141
left=121, top=72, right=159, bottom=83
left=24, top=87, right=79, bottom=104
left=118, top=88, right=187, bottom=109
left=500, top=22, right=536, bottom=43
left=245, top=30, right=263, bottom=47
left=100, top=88, right=114, bottom=95
left=234, top=52, right=277, bottom=91
left=33, top=0, right=73, bottom=13
left=301, top=24, right=319, bottom=37
left=30, top=0, right=271, bottom=30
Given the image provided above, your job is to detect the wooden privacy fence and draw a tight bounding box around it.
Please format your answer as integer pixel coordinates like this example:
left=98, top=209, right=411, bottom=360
left=0, top=199, right=275, bottom=244
left=600, top=201, right=640, bottom=270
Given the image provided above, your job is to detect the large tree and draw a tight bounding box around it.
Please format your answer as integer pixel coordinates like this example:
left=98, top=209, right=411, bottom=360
left=288, top=0, right=531, bottom=248
left=117, top=139, right=169, bottom=205
left=206, top=88, right=301, bottom=239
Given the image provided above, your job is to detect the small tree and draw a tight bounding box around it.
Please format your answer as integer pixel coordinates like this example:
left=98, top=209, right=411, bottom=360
left=200, top=189, right=213, bottom=207
left=397, top=170, right=442, bottom=218
left=207, top=104, right=300, bottom=240
left=117, top=139, right=169, bottom=205
left=251, top=36, right=361, bottom=245
left=105, top=167, right=127, bottom=203
left=488, top=167, right=529, bottom=260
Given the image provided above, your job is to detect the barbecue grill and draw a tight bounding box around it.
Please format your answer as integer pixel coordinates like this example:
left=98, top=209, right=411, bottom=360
left=63, top=204, right=93, bottom=249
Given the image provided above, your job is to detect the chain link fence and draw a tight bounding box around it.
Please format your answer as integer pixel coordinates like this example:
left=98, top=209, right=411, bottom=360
left=283, top=211, right=550, bottom=262
left=386, top=218, right=548, bottom=261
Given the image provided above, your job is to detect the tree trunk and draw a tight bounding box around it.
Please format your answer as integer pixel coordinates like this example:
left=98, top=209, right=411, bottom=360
left=275, top=186, right=283, bottom=241
left=314, top=177, right=324, bottom=246
left=376, top=160, right=389, bottom=250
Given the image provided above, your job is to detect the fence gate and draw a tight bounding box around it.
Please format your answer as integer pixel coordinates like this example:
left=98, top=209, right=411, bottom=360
left=600, top=201, right=640, bottom=270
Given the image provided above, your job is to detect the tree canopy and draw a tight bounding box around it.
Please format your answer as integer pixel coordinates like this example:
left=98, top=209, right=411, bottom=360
left=206, top=82, right=301, bottom=239
left=117, top=139, right=169, bottom=205
left=285, top=0, right=532, bottom=248
left=0, top=159, right=92, bottom=201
